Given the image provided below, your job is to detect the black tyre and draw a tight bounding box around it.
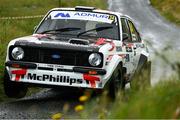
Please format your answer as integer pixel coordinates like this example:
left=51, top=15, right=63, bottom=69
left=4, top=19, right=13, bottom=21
left=130, top=61, right=151, bottom=91
left=3, top=69, right=28, bottom=98
left=108, top=63, right=125, bottom=99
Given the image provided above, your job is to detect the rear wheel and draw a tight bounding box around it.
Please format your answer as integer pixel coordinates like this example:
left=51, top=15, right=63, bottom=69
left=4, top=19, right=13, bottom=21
left=108, top=64, right=125, bottom=99
left=130, top=61, right=151, bottom=91
left=3, top=69, right=28, bottom=98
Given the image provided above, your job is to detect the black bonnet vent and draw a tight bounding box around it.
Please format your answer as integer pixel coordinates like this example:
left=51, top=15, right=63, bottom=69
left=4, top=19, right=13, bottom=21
left=69, top=39, right=89, bottom=45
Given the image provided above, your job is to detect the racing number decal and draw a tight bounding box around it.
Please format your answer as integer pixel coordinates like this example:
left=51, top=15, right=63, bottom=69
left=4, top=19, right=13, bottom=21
left=108, top=15, right=115, bottom=21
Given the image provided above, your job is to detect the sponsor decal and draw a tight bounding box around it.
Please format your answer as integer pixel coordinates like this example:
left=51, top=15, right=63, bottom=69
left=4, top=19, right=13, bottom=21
left=74, top=12, right=109, bottom=19
left=136, top=44, right=145, bottom=48
left=11, top=70, right=83, bottom=85
left=27, top=73, right=83, bottom=85
left=126, top=46, right=132, bottom=52
left=54, top=13, right=70, bottom=18
left=116, top=46, right=122, bottom=52
left=51, top=11, right=115, bottom=23
left=125, top=54, right=130, bottom=62
left=11, top=69, right=101, bottom=87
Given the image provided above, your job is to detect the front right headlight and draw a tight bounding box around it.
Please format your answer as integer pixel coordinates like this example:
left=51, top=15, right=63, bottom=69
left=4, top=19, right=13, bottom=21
left=88, top=53, right=102, bottom=66
left=11, top=47, right=24, bottom=60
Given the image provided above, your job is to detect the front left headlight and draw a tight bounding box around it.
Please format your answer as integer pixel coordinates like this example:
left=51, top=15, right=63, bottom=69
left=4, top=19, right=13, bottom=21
left=88, top=53, right=102, bottom=66
left=11, top=47, right=24, bottom=60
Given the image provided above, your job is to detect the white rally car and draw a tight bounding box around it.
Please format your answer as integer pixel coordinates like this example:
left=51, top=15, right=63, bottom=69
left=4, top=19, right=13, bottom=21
left=4, top=6, right=151, bottom=98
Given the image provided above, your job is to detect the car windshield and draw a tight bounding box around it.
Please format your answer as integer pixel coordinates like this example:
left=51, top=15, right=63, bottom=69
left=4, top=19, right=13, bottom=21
left=35, top=10, right=120, bottom=40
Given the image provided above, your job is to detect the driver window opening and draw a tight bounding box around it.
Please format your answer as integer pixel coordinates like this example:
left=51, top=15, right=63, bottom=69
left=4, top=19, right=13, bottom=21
left=121, top=18, right=132, bottom=42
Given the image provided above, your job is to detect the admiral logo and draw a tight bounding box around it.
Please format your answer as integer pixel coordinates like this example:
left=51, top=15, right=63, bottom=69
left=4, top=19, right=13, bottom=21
left=27, top=73, right=83, bottom=85
left=54, top=13, right=70, bottom=18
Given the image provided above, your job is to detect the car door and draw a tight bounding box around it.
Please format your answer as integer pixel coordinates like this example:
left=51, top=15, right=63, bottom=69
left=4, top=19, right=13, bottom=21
left=121, top=18, right=137, bottom=75
left=126, top=19, right=147, bottom=71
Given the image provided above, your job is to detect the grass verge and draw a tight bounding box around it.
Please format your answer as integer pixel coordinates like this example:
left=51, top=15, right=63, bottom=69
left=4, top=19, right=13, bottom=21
left=78, top=78, right=180, bottom=119
left=109, top=79, right=180, bottom=119
left=0, top=0, right=107, bottom=17
left=150, top=0, right=180, bottom=26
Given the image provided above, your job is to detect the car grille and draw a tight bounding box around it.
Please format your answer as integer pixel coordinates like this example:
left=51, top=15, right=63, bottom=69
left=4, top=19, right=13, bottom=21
left=9, top=46, right=103, bottom=68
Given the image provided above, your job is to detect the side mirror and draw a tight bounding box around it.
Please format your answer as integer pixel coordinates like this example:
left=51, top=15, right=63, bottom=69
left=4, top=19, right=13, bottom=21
left=123, top=33, right=129, bottom=41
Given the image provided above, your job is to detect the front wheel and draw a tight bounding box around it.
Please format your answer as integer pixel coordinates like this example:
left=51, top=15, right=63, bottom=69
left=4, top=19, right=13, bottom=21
left=108, top=64, right=125, bottom=99
left=3, top=69, right=28, bottom=98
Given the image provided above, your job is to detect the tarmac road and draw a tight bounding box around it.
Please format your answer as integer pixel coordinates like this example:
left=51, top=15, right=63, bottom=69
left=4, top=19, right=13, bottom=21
left=0, top=89, right=83, bottom=119
left=0, top=0, right=180, bottom=119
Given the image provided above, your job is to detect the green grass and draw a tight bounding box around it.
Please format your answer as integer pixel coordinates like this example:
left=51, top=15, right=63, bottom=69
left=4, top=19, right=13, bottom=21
left=109, top=79, right=180, bottom=119
left=79, top=78, right=180, bottom=119
left=150, top=0, right=180, bottom=26
left=0, top=0, right=107, bottom=17
left=0, top=0, right=107, bottom=102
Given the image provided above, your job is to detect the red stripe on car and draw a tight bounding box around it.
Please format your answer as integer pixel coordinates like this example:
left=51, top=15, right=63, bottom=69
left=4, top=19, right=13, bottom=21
left=127, top=43, right=134, bottom=47
left=96, top=38, right=115, bottom=51
left=83, top=74, right=100, bottom=88
left=95, top=38, right=107, bottom=45
left=11, top=69, right=27, bottom=81
left=33, top=34, right=48, bottom=39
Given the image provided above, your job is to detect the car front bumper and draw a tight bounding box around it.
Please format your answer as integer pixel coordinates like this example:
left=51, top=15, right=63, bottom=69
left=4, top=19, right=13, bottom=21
left=5, top=61, right=106, bottom=89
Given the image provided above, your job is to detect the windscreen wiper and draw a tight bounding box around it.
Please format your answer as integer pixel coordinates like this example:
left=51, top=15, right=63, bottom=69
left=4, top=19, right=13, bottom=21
left=77, top=26, right=113, bottom=37
left=40, top=27, right=81, bottom=34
